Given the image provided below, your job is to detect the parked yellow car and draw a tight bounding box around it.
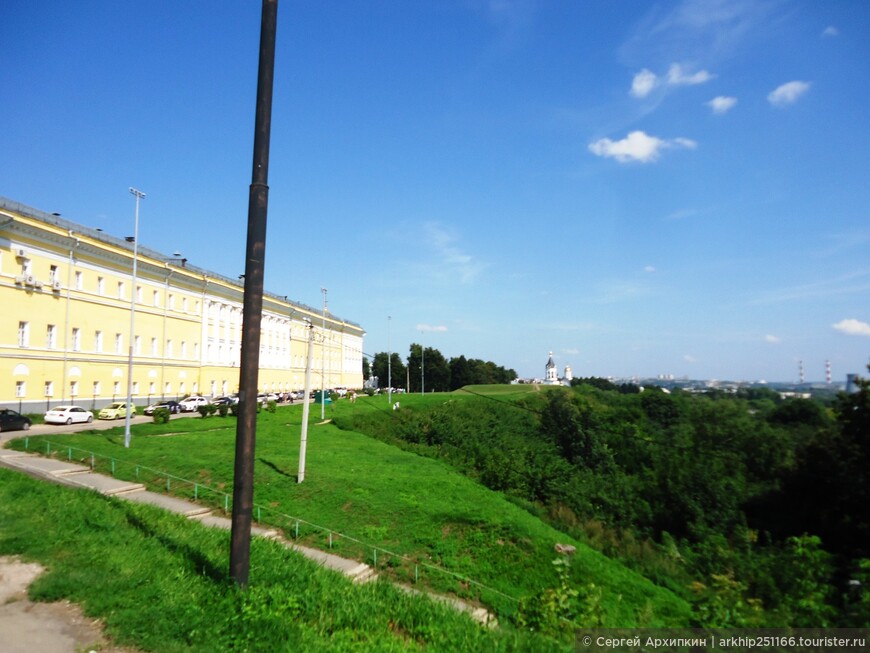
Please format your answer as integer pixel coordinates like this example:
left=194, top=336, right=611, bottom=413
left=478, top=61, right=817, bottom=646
left=97, top=402, right=134, bottom=420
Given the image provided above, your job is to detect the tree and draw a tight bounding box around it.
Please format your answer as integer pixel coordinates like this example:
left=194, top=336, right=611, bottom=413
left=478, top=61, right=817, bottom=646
left=449, top=355, right=473, bottom=390
left=423, top=347, right=450, bottom=392
left=370, top=352, right=406, bottom=390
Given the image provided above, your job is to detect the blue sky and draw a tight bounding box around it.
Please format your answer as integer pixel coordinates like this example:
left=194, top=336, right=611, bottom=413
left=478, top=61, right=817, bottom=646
left=3, top=1, right=869, bottom=382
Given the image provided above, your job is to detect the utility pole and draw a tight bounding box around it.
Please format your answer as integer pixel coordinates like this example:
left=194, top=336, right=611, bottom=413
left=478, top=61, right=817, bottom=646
left=320, top=287, right=327, bottom=420
left=124, top=187, right=145, bottom=449
left=230, top=0, right=278, bottom=588
left=298, top=319, right=313, bottom=483
left=387, top=316, right=392, bottom=406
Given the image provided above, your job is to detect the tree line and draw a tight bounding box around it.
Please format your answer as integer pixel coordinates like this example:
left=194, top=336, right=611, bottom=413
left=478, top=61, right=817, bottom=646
left=365, top=344, right=517, bottom=392
left=338, top=369, right=870, bottom=627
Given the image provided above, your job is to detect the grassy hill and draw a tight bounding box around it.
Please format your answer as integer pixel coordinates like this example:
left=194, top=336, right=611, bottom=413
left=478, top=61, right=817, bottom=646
left=6, top=390, right=692, bottom=637
left=0, top=467, right=569, bottom=652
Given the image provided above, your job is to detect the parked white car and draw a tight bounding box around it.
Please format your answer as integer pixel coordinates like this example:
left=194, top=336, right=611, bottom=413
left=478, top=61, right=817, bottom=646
left=178, top=396, right=209, bottom=412
left=44, top=405, right=94, bottom=425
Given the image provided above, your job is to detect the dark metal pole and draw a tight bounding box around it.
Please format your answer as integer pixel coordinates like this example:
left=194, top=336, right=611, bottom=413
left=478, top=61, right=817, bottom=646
left=230, top=0, right=278, bottom=588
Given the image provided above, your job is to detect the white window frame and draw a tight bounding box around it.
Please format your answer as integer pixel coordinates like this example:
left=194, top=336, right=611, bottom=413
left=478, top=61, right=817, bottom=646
left=18, top=321, right=29, bottom=347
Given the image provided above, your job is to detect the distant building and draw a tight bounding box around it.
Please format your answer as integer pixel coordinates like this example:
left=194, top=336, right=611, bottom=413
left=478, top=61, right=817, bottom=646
left=1, top=196, right=365, bottom=410
left=543, top=351, right=571, bottom=386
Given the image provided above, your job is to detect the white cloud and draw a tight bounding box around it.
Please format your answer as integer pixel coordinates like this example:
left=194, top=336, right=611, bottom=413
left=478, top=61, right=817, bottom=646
left=822, top=26, right=838, bottom=38
left=765, top=334, right=781, bottom=344
left=672, top=137, right=698, bottom=149
left=631, top=63, right=713, bottom=98
left=417, top=323, right=448, bottom=333
left=707, top=95, right=737, bottom=114
left=631, top=69, right=659, bottom=97
left=423, top=222, right=486, bottom=283
left=666, top=207, right=700, bottom=220
left=832, top=318, right=870, bottom=337
left=588, top=130, right=696, bottom=163
left=643, top=265, right=656, bottom=273
left=667, top=63, right=715, bottom=86
left=768, top=81, right=810, bottom=106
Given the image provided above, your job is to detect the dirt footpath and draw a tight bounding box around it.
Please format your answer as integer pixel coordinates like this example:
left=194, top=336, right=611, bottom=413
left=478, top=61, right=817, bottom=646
left=0, top=556, right=139, bottom=653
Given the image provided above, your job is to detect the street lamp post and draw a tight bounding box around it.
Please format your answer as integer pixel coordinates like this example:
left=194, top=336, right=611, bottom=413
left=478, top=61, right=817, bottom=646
left=320, top=287, right=327, bottom=420
left=387, top=316, right=392, bottom=405
left=124, top=187, right=145, bottom=448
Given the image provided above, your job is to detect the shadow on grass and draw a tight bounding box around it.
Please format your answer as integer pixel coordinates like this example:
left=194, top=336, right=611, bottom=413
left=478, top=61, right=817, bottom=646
left=108, top=496, right=228, bottom=584
left=259, top=457, right=297, bottom=482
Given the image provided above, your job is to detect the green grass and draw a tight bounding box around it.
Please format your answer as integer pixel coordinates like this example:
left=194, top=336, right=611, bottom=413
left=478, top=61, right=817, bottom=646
left=8, top=394, right=691, bottom=628
left=0, top=467, right=569, bottom=652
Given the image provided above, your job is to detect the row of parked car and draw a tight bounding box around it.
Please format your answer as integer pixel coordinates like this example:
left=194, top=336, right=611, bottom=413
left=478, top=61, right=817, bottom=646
left=0, top=389, right=336, bottom=433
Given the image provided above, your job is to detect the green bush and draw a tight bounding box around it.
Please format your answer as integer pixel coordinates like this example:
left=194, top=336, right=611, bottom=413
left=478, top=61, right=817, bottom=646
left=217, top=403, right=229, bottom=417
left=197, top=404, right=218, bottom=418
left=265, top=400, right=277, bottom=413
left=152, top=407, right=171, bottom=424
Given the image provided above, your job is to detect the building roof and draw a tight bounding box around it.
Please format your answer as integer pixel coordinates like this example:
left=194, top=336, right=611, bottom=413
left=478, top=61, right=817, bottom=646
left=0, top=195, right=362, bottom=330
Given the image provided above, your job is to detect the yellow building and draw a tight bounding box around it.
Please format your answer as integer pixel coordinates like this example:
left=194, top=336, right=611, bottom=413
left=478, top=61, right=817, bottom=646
left=1, top=196, right=364, bottom=412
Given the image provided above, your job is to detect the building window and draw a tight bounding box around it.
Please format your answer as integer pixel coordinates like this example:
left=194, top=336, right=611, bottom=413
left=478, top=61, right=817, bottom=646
left=46, top=324, right=57, bottom=349
left=93, top=381, right=100, bottom=396
left=210, top=380, right=216, bottom=397
left=70, top=380, right=79, bottom=397
left=182, top=297, right=188, bottom=312
left=97, top=276, right=105, bottom=295
left=18, top=321, right=29, bottom=347
left=194, top=342, right=200, bottom=359
left=192, top=382, right=198, bottom=394
left=168, top=294, right=175, bottom=310
left=94, top=330, right=103, bottom=353
left=113, top=381, right=121, bottom=396
left=136, top=285, right=142, bottom=303
left=166, top=339, right=173, bottom=357
left=115, top=333, right=123, bottom=354
left=153, top=290, right=159, bottom=307
left=164, top=382, right=171, bottom=395
left=15, top=381, right=26, bottom=398
left=149, top=381, right=155, bottom=395
left=179, top=382, right=185, bottom=395
left=49, top=264, right=59, bottom=284
left=118, top=281, right=125, bottom=299
left=151, top=337, right=158, bottom=356
left=180, top=341, right=187, bottom=358
left=75, top=271, right=83, bottom=290
left=134, top=336, right=141, bottom=355
left=132, top=381, right=139, bottom=395
left=44, top=381, right=53, bottom=397
left=71, top=327, right=81, bottom=351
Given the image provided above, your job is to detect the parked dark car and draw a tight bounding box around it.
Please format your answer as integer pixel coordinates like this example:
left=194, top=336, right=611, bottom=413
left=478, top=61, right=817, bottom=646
left=143, top=400, right=182, bottom=416
left=211, top=396, right=234, bottom=407
left=0, top=408, right=32, bottom=432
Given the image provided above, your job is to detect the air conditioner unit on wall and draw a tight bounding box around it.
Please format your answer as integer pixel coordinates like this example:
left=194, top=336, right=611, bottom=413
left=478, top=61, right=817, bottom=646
left=14, top=275, right=26, bottom=285
left=14, top=248, right=27, bottom=258
left=24, top=274, right=35, bottom=286
left=52, top=280, right=62, bottom=291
